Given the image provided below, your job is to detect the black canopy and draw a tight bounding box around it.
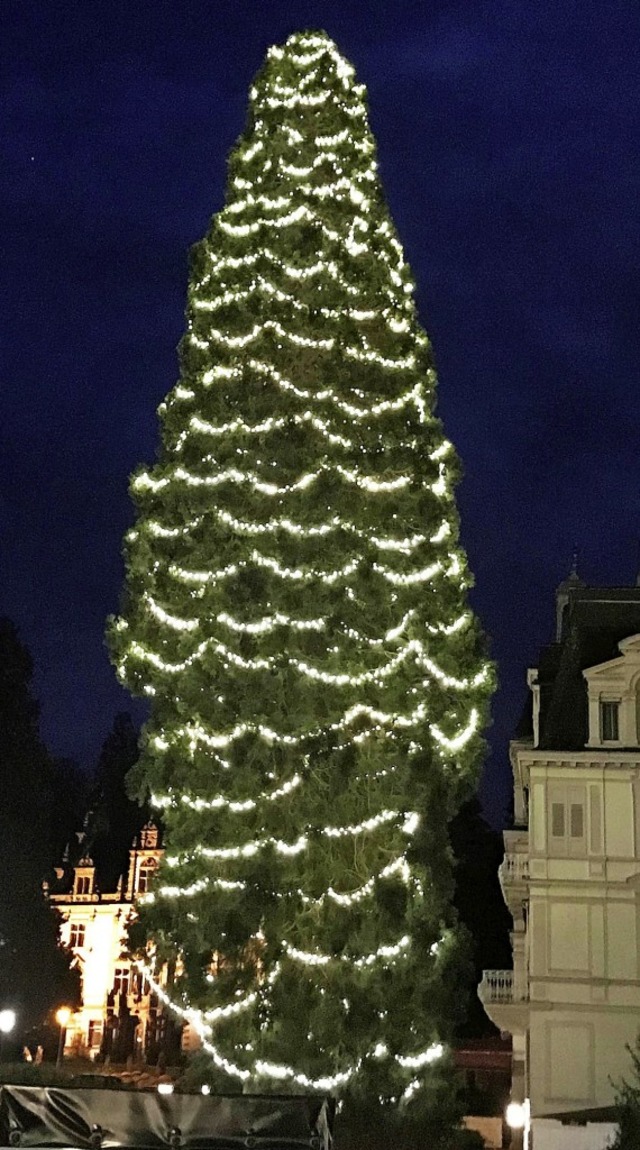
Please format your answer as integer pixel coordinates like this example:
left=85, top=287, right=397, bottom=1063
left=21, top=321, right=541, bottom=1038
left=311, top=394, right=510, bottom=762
left=0, top=1087, right=334, bottom=1150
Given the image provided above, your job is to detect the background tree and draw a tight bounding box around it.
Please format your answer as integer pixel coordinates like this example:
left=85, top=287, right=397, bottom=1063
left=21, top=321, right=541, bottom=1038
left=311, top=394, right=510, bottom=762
left=110, top=30, right=492, bottom=1137
left=449, top=797, right=513, bottom=1038
left=0, top=618, right=79, bottom=1043
left=610, top=1034, right=640, bottom=1149
left=49, top=756, right=90, bottom=867
left=84, top=712, right=145, bottom=890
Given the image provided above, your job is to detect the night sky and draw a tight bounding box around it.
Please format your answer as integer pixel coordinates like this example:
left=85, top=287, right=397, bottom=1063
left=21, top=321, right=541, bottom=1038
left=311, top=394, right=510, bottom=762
left=3, top=0, right=640, bottom=826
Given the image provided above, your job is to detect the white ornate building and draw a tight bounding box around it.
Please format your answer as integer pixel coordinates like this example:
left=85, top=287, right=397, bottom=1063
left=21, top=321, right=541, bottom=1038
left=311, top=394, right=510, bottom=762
left=48, top=823, right=183, bottom=1061
left=480, top=576, right=640, bottom=1149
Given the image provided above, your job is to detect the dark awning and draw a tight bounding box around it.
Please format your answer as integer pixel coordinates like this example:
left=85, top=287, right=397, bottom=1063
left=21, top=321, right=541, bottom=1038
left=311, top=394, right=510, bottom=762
left=0, top=1086, right=335, bottom=1150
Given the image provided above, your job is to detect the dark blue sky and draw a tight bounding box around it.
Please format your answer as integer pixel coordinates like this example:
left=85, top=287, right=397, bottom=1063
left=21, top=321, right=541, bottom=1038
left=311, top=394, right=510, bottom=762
left=2, top=0, right=640, bottom=825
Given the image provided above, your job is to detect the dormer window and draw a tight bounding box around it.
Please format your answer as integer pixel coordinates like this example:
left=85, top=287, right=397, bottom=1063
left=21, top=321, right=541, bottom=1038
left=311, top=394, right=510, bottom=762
left=137, top=860, right=157, bottom=895
left=140, top=824, right=159, bottom=849
left=600, top=700, right=620, bottom=742
left=584, top=635, right=640, bottom=748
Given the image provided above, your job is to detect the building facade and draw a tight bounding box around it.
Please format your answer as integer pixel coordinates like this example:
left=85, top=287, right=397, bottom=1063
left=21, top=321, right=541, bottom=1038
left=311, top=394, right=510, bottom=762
left=480, top=578, right=640, bottom=1149
left=48, top=823, right=183, bottom=1062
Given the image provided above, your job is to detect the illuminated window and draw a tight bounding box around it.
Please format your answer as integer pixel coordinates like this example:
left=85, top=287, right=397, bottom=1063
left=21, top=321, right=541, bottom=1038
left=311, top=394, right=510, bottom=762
left=137, top=861, right=156, bottom=894
left=69, top=923, right=85, bottom=949
left=88, top=1020, right=102, bottom=1048
left=600, top=701, right=620, bottom=742
left=113, top=967, right=130, bottom=995
left=140, top=825, right=159, bottom=849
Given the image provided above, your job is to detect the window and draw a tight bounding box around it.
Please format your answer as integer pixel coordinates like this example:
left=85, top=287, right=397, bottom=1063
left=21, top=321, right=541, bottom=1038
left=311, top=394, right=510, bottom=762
left=75, top=874, right=92, bottom=895
left=113, top=967, right=130, bottom=995
left=69, top=923, right=85, bottom=949
left=570, top=803, right=584, bottom=838
left=140, top=826, right=159, bottom=849
left=129, top=970, right=142, bottom=999
left=137, top=861, right=156, bottom=895
left=88, top=1020, right=102, bottom=1048
left=548, top=785, right=587, bottom=856
left=600, top=700, right=620, bottom=742
left=551, top=803, right=565, bottom=838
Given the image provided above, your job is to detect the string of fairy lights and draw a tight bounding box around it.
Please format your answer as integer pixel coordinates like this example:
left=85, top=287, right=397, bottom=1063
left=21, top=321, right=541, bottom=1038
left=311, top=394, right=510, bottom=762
left=145, top=699, right=480, bottom=778
left=143, top=848, right=416, bottom=910
left=123, top=630, right=487, bottom=694
left=138, top=959, right=444, bottom=1097
left=169, top=359, right=431, bottom=418
left=116, top=29, right=490, bottom=1102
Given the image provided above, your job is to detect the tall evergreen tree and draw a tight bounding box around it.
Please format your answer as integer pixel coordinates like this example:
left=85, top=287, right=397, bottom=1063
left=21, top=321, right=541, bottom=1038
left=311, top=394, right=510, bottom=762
left=49, top=756, right=90, bottom=867
left=110, top=30, right=491, bottom=1123
left=86, top=712, right=145, bottom=890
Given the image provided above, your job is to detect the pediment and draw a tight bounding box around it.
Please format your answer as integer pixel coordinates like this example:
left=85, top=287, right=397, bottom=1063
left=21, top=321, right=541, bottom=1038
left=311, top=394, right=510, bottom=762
left=618, top=633, right=640, bottom=657
left=584, top=633, right=640, bottom=680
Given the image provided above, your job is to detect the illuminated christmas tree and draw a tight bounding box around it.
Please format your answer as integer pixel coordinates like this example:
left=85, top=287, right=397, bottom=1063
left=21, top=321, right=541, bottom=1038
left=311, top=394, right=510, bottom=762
left=110, top=29, right=491, bottom=1121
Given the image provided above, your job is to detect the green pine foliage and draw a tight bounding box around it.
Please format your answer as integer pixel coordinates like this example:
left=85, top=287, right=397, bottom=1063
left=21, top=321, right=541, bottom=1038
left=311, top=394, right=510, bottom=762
left=85, top=713, right=146, bottom=890
left=610, top=1035, right=640, bottom=1149
left=109, top=29, right=492, bottom=1118
left=0, top=618, right=80, bottom=1037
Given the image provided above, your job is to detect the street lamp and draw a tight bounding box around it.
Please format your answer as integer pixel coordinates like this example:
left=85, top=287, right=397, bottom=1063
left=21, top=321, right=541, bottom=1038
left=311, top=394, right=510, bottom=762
left=55, top=1007, right=72, bottom=1069
left=0, top=1010, right=16, bottom=1062
left=506, top=1099, right=531, bottom=1150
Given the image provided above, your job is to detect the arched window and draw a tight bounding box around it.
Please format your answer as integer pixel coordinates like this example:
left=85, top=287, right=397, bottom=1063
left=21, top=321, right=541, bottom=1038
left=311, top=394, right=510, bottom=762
left=137, top=860, right=157, bottom=894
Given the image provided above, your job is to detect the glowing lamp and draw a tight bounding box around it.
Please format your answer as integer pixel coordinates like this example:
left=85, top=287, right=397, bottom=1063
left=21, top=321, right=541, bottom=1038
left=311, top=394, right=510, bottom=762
left=55, top=1007, right=72, bottom=1069
left=506, top=1102, right=526, bottom=1129
left=0, top=1010, right=16, bottom=1035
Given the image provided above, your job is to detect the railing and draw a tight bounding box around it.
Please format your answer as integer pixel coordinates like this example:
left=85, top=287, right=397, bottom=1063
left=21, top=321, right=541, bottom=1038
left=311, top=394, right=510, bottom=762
left=499, top=853, right=529, bottom=883
left=480, top=969, right=528, bottom=1004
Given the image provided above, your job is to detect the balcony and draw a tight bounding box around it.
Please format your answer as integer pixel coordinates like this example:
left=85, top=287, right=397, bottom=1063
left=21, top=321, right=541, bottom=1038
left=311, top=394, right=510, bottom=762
left=478, top=970, right=529, bottom=1034
left=499, top=852, right=529, bottom=884
left=480, top=970, right=527, bottom=1004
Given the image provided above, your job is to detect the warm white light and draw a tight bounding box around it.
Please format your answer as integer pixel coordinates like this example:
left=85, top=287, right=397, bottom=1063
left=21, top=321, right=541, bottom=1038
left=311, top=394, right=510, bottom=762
left=55, top=1006, right=72, bottom=1028
left=157, top=1082, right=174, bottom=1095
left=138, top=960, right=448, bottom=1097
left=506, top=1102, right=526, bottom=1129
left=0, top=1010, right=16, bottom=1035
left=117, top=25, right=490, bottom=1101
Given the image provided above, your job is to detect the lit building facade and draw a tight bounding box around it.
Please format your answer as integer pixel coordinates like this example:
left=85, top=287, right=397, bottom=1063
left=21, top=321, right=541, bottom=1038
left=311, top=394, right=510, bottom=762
left=480, top=578, right=640, bottom=1149
left=48, top=823, right=184, bottom=1061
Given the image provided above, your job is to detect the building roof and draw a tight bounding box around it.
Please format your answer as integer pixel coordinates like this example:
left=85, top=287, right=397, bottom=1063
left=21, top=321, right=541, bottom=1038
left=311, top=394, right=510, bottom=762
left=47, top=821, right=162, bottom=904
left=539, top=1105, right=617, bottom=1125
left=538, top=586, right=640, bottom=750
left=453, top=1036, right=512, bottom=1072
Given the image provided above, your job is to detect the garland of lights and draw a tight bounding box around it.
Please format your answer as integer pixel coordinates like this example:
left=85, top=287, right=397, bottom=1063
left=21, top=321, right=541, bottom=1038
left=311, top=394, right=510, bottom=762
left=138, top=960, right=444, bottom=1098
left=125, top=629, right=487, bottom=695
left=147, top=701, right=480, bottom=755
left=145, top=851, right=418, bottom=910
left=164, top=809, right=417, bottom=867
